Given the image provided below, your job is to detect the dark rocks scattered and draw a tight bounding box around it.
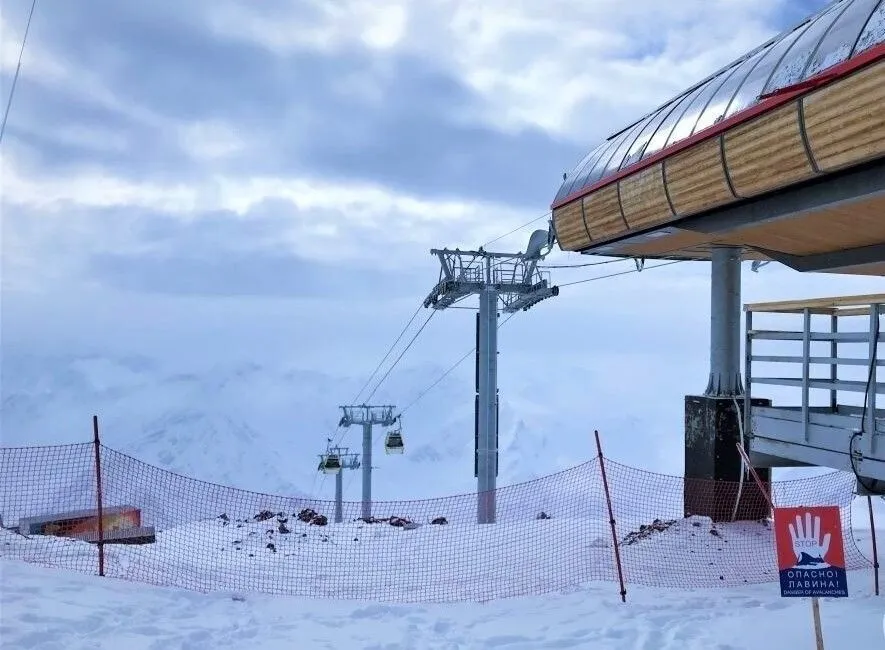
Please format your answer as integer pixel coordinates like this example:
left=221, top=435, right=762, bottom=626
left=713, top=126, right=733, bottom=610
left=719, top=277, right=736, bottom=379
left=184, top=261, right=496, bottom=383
left=311, top=514, right=328, bottom=527
left=278, top=521, right=291, bottom=534
left=357, top=515, right=415, bottom=527
left=431, top=517, right=448, bottom=525
left=297, top=508, right=319, bottom=523
left=266, top=542, right=276, bottom=553
left=218, top=513, right=230, bottom=525
left=536, top=511, right=552, bottom=520
left=254, top=510, right=275, bottom=522
left=388, top=516, right=412, bottom=528
left=621, top=518, right=677, bottom=546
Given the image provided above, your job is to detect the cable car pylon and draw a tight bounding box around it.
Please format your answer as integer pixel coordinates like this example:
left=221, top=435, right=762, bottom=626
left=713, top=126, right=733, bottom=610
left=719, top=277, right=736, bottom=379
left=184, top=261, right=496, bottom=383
left=317, top=439, right=360, bottom=523
left=338, top=405, right=398, bottom=520
left=421, top=225, right=559, bottom=524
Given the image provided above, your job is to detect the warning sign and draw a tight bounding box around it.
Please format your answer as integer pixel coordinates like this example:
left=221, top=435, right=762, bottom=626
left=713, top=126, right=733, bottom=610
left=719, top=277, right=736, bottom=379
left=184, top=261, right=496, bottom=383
left=774, top=506, right=848, bottom=598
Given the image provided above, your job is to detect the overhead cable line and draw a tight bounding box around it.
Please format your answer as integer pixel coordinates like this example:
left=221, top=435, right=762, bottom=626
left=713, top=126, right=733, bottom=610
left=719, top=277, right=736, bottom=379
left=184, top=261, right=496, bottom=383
left=0, top=0, right=38, bottom=147
left=327, top=307, right=438, bottom=456
left=481, top=211, right=551, bottom=248
left=540, top=258, right=626, bottom=269
left=558, top=259, right=685, bottom=286
left=350, top=302, right=425, bottom=405
left=363, top=309, right=438, bottom=404
left=395, top=256, right=688, bottom=417
left=327, top=254, right=687, bottom=499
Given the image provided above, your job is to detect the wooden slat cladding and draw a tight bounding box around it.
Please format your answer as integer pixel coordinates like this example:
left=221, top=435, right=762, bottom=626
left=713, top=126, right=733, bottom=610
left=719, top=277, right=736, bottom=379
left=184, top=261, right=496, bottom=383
left=618, top=164, right=674, bottom=230
left=552, top=201, right=591, bottom=251
left=723, top=103, right=815, bottom=197
left=583, top=185, right=626, bottom=240
left=663, top=139, right=734, bottom=215
left=559, top=58, right=885, bottom=253
left=803, top=59, right=885, bottom=172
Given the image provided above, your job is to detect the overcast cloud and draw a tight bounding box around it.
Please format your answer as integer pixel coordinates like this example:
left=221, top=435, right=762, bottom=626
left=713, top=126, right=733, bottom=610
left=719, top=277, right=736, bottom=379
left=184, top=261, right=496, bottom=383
left=2, top=0, right=881, bottom=477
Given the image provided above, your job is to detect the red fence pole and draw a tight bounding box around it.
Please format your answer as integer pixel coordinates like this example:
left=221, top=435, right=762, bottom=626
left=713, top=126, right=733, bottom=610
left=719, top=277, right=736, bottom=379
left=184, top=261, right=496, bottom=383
left=595, top=430, right=626, bottom=603
left=93, top=415, right=105, bottom=577
left=868, top=495, right=880, bottom=596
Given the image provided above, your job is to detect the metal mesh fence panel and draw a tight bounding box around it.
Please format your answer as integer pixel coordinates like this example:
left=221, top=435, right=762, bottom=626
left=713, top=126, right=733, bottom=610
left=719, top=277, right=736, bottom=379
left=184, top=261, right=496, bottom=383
left=0, top=443, right=872, bottom=602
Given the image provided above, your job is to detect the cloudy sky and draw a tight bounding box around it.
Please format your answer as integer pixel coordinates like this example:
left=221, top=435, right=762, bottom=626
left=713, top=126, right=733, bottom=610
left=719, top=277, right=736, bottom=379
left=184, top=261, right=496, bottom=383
left=2, top=0, right=881, bottom=456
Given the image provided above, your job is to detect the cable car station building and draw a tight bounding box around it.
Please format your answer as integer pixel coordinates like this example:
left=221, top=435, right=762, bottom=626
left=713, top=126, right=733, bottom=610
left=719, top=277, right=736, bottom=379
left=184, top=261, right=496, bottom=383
left=551, top=0, right=884, bottom=518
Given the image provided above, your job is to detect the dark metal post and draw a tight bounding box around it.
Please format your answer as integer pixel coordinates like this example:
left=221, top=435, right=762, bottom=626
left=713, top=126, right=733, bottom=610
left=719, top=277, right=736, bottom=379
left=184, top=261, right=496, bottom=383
left=92, top=415, right=105, bottom=577
left=868, top=495, right=880, bottom=596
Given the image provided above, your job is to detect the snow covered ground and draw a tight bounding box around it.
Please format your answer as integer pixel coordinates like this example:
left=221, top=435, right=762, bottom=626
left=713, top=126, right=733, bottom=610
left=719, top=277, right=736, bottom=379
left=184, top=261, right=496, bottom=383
left=2, top=503, right=883, bottom=648
left=3, top=547, right=884, bottom=650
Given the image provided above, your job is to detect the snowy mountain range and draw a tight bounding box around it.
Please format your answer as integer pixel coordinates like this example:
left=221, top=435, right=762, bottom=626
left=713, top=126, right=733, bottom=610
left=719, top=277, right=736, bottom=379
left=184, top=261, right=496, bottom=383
left=0, top=351, right=690, bottom=501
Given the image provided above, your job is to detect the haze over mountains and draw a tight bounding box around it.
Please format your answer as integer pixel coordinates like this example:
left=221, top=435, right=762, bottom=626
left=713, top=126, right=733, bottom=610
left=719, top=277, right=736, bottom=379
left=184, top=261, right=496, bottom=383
left=0, top=349, right=690, bottom=501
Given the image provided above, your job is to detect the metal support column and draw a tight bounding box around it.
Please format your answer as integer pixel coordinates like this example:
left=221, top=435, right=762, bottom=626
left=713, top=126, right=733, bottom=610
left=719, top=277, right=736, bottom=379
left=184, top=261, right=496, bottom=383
left=802, top=308, right=811, bottom=441
left=362, top=421, right=372, bottom=520
left=743, top=309, right=753, bottom=448
left=335, top=470, right=343, bottom=523
left=830, top=314, right=838, bottom=412
left=477, top=283, right=499, bottom=524
left=706, top=246, right=744, bottom=396
left=868, top=303, right=881, bottom=458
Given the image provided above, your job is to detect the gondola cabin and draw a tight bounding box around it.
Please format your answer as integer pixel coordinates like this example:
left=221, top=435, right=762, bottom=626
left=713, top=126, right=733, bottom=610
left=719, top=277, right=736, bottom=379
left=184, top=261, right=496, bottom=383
left=320, top=453, right=342, bottom=474
left=384, top=430, right=404, bottom=455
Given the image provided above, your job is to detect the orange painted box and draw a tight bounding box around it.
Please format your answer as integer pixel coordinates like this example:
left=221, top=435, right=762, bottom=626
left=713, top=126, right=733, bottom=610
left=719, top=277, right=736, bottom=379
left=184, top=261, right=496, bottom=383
left=18, top=506, right=155, bottom=544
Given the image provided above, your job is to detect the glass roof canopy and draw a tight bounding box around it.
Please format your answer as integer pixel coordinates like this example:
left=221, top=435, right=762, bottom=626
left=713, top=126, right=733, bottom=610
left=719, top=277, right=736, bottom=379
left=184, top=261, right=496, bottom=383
left=554, top=0, right=885, bottom=205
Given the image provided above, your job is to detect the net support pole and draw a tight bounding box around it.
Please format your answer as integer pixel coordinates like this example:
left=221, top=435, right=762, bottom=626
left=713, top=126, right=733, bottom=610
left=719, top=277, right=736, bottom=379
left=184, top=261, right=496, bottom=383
left=92, top=414, right=105, bottom=577
left=595, top=430, right=626, bottom=603
left=868, top=495, right=880, bottom=596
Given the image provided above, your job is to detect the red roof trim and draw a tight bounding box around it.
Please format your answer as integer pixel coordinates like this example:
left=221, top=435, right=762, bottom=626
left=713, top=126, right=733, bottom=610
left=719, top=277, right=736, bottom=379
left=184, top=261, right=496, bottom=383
left=551, top=42, right=885, bottom=211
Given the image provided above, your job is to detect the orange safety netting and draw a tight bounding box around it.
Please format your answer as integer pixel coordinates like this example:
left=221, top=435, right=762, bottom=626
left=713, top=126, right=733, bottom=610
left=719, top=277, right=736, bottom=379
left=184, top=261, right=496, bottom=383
left=0, top=442, right=872, bottom=602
